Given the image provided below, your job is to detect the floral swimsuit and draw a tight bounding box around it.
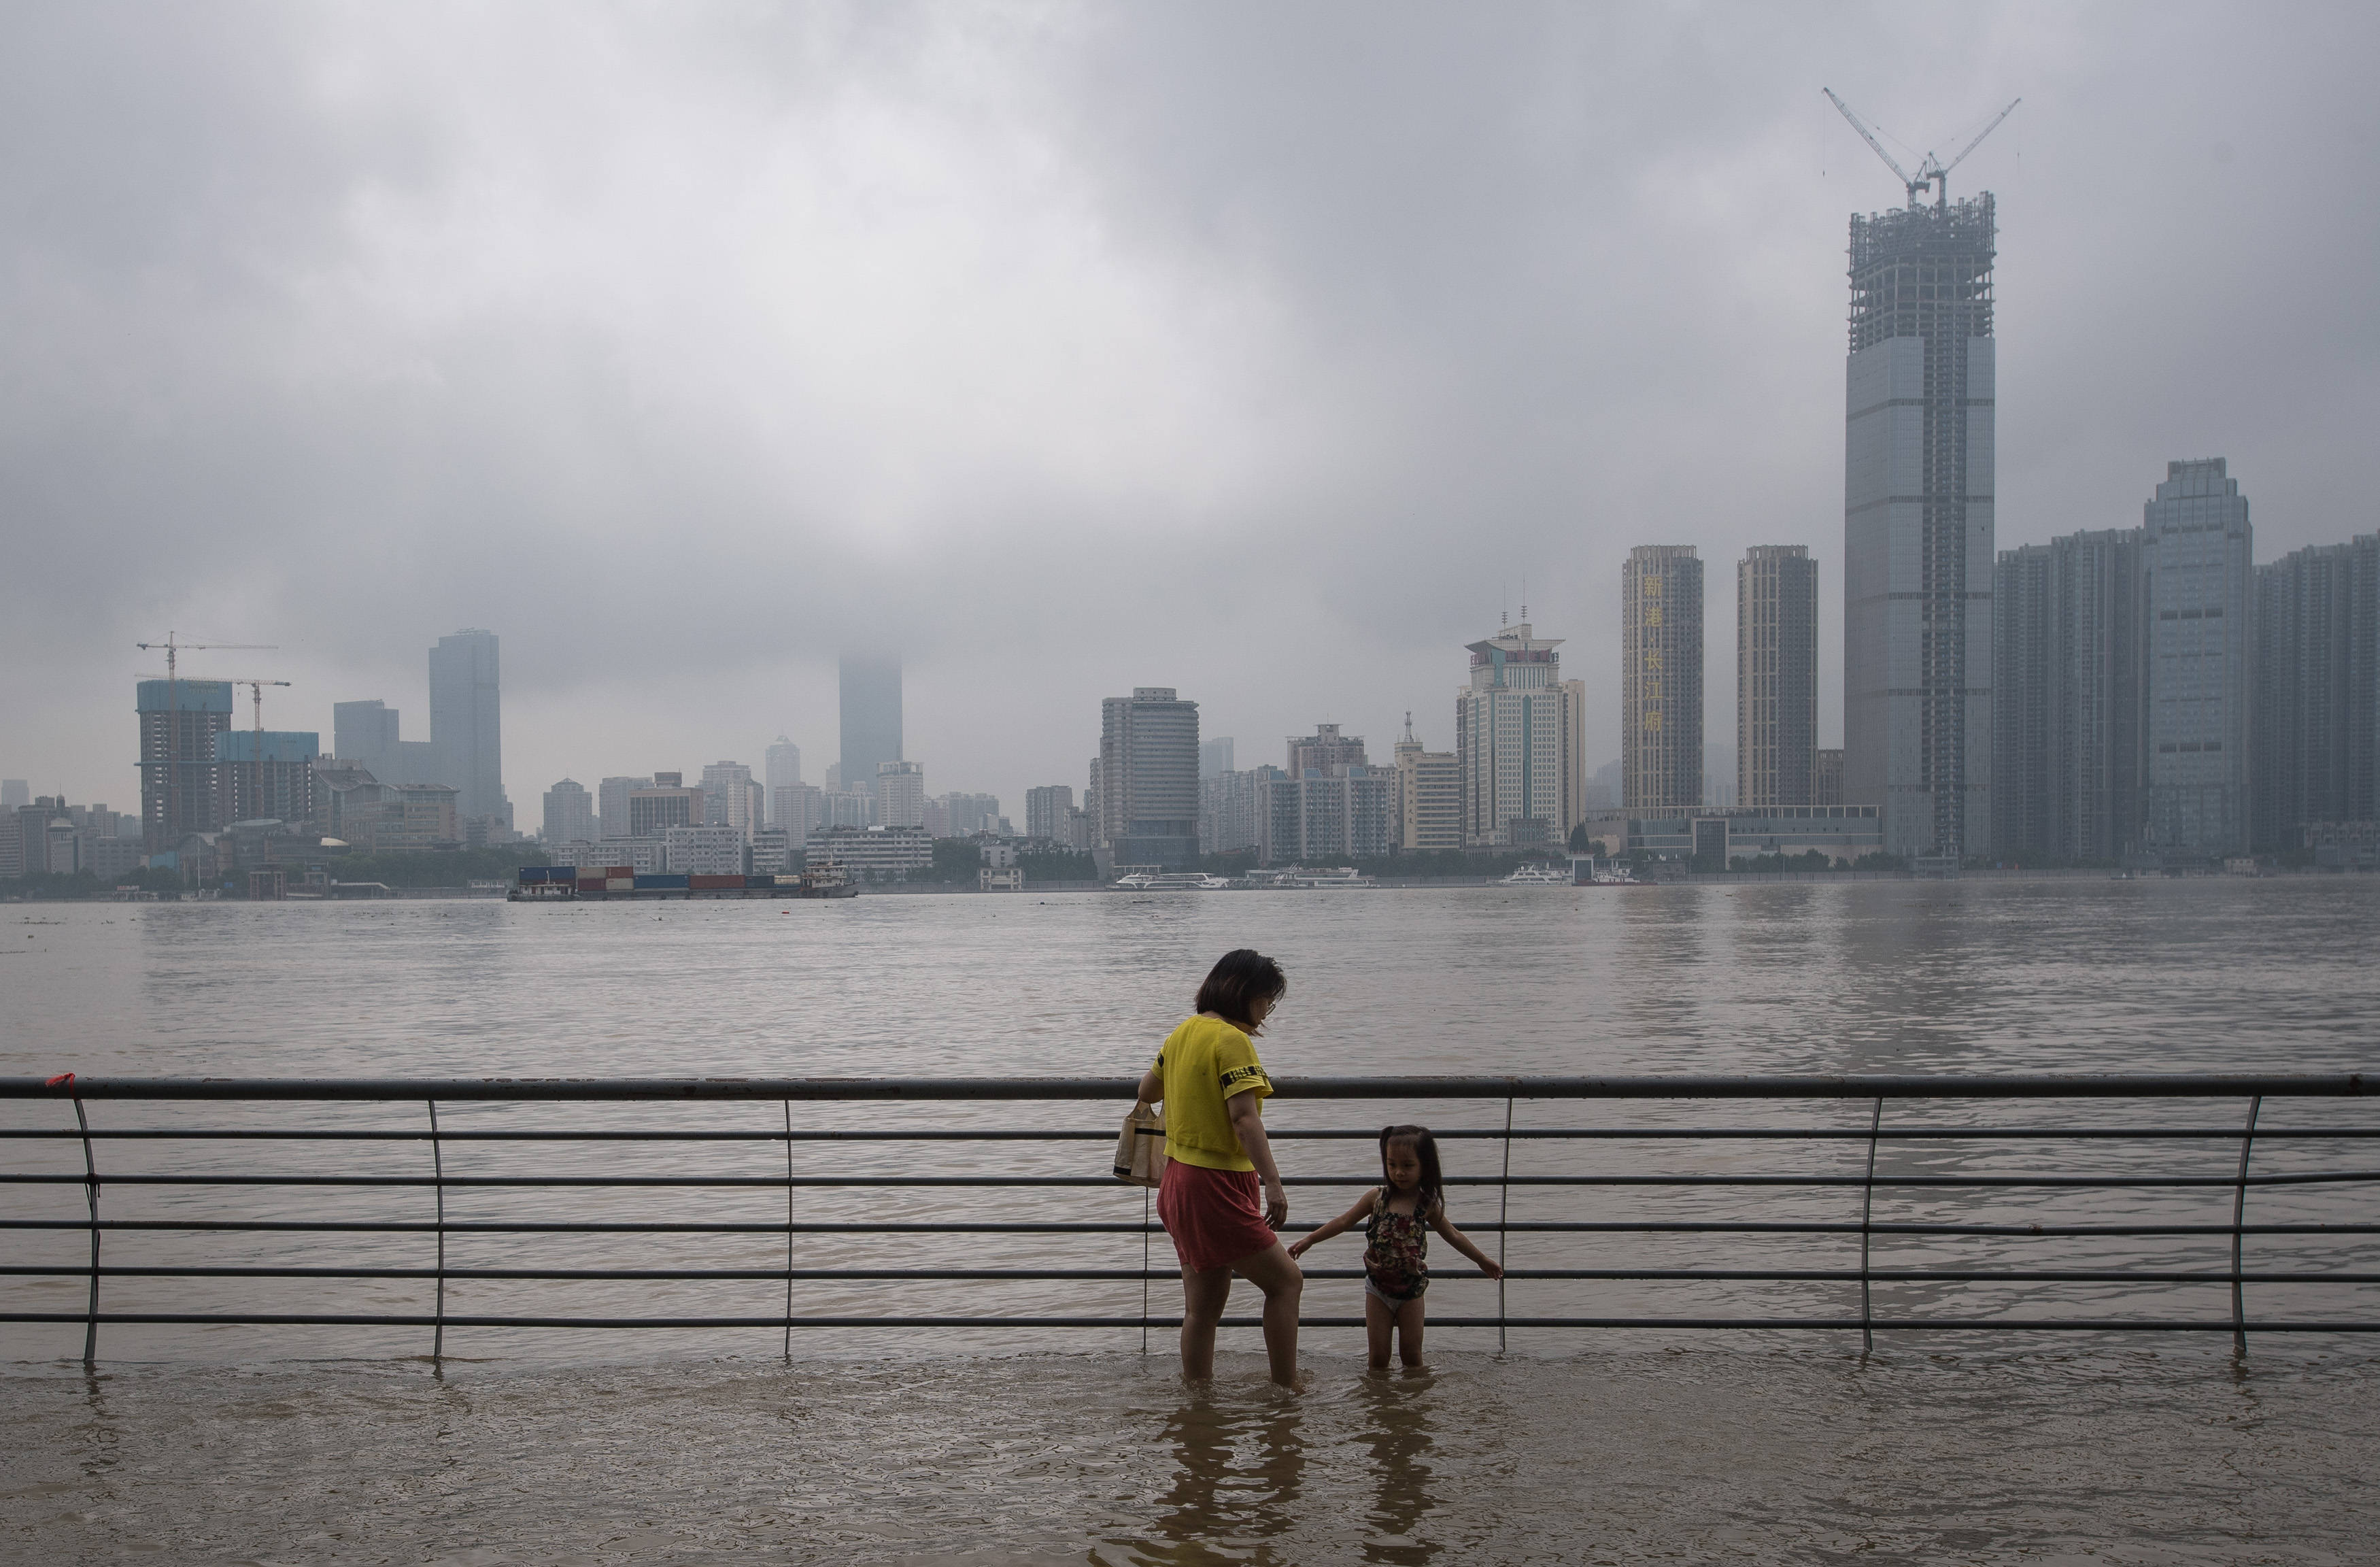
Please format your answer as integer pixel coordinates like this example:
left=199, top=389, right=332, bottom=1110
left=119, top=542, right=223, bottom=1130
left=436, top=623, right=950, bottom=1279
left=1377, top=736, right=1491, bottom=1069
left=1363, top=1189, right=1435, bottom=1305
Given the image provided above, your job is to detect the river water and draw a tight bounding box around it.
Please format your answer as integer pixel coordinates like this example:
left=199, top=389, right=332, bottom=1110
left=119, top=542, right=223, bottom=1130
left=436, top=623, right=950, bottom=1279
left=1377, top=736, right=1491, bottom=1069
left=4, top=878, right=2378, bottom=1562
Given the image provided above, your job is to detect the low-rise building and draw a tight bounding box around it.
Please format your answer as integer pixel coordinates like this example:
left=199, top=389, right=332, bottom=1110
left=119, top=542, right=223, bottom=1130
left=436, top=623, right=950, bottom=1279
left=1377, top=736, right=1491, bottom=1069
left=979, top=865, right=1025, bottom=892
left=1624, top=805, right=1884, bottom=865
left=663, top=824, right=749, bottom=875
left=750, top=826, right=795, bottom=875
left=547, top=837, right=668, bottom=875
left=806, top=824, right=932, bottom=881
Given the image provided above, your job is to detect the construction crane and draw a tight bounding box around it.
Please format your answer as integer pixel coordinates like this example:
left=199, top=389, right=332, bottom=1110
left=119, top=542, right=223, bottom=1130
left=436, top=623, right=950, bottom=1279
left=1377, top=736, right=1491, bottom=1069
left=224, top=679, right=294, bottom=824
left=1823, top=89, right=2020, bottom=209
left=134, top=633, right=277, bottom=847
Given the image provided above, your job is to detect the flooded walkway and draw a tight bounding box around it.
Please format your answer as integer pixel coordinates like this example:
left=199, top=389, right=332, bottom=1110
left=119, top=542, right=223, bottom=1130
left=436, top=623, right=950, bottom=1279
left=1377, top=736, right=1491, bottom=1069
left=8, top=1347, right=2376, bottom=1564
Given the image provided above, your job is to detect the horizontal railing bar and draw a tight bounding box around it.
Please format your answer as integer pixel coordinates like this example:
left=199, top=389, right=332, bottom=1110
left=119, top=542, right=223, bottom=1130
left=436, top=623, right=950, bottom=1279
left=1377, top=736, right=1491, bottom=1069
left=3, top=1311, right=2377, bottom=1332
left=7, top=1126, right=2378, bottom=1143
left=6, top=1265, right=2377, bottom=1284
left=8, top=1170, right=2373, bottom=1190
left=5, top=1073, right=2371, bottom=1101
left=7, top=1219, right=2379, bottom=1236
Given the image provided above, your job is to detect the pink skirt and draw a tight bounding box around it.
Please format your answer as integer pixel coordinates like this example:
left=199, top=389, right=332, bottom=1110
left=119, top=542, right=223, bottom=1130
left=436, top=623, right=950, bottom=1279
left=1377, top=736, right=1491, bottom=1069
left=1157, top=1160, right=1276, bottom=1272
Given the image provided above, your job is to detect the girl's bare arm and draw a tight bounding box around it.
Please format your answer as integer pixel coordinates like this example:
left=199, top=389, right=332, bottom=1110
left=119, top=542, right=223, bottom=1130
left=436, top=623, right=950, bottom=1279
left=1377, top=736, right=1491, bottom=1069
left=1431, top=1204, right=1505, bottom=1278
left=1287, top=1189, right=1378, bottom=1258
left=1136, top=1067, right=1162, bottom=1102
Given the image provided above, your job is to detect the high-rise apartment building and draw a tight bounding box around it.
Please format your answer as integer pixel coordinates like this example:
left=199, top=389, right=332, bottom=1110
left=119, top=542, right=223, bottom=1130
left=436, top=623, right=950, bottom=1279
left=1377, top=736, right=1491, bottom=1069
left=1393, top=718, right=1462, bottom=852
left=1025, top=785, right=1074, bottom=843
left=1287, top=724, right=1367, bottom=777
left=1099, top=687, right=1200, bottom=869
left=1738, top=546, right=1819, bottom=809
left=542, top=779, right=596, bottom=843
left=2141, top=460, right=2253, bottom=859
left=1199, top=737, right=1235, bottom=779
left=700, top=761, right=757, bottom=838
left=599, top=775, right=651, bottom=840
left=428, top=629, right=508, bottom=830
left=1620, top=551, right=1703, bottom=813
left=839, top=651, right=902, bottom=802
left=2254, top=534, right=2380, bottom=850
left=1992, top=528, right=2147, bottom=863
left=137, top=678, right=233, bottom=847
left=1843, top=194, right=1996, bottom=858
left=1458, top=620, right=1587, bottom=845
left=771, top=782, right=823, bottom=843
left=1, top=781, right=28, bottom=811
left=1198, top=767, right=1274, bottom=856
left=876, top=760, right=926, bottom=830
left=764, top=737, right=802, bottom=801
left=1260, top=766, right=1395, bottom=864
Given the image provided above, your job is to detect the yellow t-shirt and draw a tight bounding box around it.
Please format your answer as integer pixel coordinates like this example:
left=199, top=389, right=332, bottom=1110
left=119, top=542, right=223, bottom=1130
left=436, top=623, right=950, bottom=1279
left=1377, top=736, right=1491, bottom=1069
left=1153, top=1014, right=1274, bottom=1172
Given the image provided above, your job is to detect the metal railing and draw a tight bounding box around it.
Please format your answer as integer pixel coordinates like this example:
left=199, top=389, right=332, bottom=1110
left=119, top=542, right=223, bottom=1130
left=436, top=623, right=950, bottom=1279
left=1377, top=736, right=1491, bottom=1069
left=3, top=1073, right=2376, bottom=1362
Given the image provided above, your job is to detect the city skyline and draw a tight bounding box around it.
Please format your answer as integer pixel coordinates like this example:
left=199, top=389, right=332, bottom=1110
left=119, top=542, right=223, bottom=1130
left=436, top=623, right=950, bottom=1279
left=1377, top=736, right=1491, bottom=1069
left=5, top=11, right=2377, bottom=821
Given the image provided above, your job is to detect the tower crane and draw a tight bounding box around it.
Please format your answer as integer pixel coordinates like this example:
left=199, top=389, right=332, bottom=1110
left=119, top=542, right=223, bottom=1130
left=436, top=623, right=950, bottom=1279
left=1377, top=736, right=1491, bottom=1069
left=1823, top=89, right=2020, bottom=209
left=133, top=633, right=277, bottom=845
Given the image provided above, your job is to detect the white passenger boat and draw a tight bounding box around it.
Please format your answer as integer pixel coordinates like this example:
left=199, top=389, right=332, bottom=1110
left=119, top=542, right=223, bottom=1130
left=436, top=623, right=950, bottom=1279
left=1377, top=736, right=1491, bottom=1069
left=1111, top=871, right=1234, bottom=890
left=1499, top=862, right=1573, bottom=886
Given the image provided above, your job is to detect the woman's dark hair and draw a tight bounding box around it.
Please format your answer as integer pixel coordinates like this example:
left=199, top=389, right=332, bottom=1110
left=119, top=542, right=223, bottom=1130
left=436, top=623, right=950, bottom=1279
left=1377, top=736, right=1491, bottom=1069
left=1379, top=1124, right=1443, bottom=1215
left=1195, top=949, right=1288, bottom=1032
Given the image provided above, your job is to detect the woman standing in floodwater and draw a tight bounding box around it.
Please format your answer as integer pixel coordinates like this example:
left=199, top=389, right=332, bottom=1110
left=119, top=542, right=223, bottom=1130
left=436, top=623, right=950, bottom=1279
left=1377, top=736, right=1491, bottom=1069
left=1136, top=949, right=1303, bottom=1387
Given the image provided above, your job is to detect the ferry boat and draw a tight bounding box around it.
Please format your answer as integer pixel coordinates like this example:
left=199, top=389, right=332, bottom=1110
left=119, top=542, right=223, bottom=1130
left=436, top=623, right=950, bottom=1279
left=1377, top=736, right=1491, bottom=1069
left=1270, top=866, right=1376, bottom=890
left=511, top=864, right=857, bottom=900
left=1498, top=862, right=1572, bottom=886
left=1110, top=871, right=1234, bottom=891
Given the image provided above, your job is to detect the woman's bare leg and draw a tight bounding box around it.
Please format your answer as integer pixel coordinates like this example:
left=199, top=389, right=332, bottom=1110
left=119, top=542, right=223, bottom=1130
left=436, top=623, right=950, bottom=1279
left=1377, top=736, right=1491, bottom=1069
left=1395, top=1296, right=1426, bottom=1367
left=1178, top=1265, right=1231, bottom=1381
left=1364, top=1293, right=1395, bottom=1370
left=1231, top=1241, right=1304, bottom=1387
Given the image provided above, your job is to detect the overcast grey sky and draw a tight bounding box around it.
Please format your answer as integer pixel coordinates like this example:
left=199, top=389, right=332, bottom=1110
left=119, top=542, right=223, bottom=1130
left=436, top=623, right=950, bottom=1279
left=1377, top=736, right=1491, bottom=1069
left=4, top=2, right=2375, bottom=816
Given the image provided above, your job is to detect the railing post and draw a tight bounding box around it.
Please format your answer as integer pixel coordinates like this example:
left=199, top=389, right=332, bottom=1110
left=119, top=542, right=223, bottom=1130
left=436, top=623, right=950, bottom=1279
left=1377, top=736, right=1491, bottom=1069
left=428, top=1100, right=445, bottom=1362
left=1498, top=1094, right=1513, bottom=1355
left=69, top=1090, right=100, bottom=1366
left=2232, top=1094, right=2261, bottom=1358
left=1859, top=1096, right=1882, bottom=1355
left=1140, top=1185, right=1151, bottom=1357
left=782, top=1099, right=794, bottom=1362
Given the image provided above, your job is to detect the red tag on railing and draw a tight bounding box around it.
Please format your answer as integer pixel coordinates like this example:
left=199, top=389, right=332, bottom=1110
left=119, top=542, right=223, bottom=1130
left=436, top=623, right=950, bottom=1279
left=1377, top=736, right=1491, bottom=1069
left=45, top=1072, right=75, bottom=1088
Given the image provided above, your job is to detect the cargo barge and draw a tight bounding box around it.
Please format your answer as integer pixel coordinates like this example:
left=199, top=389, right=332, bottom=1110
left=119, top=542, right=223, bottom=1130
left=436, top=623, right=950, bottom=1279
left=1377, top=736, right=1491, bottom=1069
left=509, top=865, right=858, bottom=900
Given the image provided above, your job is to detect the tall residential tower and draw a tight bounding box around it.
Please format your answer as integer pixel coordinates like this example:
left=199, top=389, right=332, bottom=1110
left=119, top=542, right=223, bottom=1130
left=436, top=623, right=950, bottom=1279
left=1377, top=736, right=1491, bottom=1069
left=1620, top=550, right=1703, bottom=813
left=1737, top=546, right=1819, bottom=809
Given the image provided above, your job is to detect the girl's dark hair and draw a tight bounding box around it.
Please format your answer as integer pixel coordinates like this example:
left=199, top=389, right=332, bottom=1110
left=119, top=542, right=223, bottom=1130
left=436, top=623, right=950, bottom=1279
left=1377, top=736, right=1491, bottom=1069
left=1380, top=1124, right=1443, bottom=1215
left=1195, top=949, right=1288, bottom=1032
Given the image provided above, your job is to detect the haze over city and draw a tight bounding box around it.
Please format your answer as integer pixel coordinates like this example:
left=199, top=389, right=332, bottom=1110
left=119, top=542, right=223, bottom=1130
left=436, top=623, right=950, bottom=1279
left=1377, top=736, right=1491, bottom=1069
left=5, top=3, right=2376, bottom=815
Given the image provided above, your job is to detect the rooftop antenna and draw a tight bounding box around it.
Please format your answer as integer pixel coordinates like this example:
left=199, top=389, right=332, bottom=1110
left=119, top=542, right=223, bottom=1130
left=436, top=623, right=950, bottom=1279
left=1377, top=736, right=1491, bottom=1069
left=1822, top=89, right=2020, bottom=209
left=1401, top=709, right=1417, bottom=745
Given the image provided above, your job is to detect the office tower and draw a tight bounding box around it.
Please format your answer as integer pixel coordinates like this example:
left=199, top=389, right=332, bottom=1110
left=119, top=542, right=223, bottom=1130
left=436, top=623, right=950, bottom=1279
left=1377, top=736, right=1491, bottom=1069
left=838, top=650, right=902, bottom=801
left=333, top=701, right=398, bottom=765
left=700, top=761, right=757, bottom=837
left=428, top=629, right=509, bottom=828
left=1992, top=528, right=2147, bottom=863
left=1737, top=547, right=1819, bottom=809
left=1199, top=737, right=1235, bottom=779
left=218, top=731, right=322, bottom=827
left=628, top=776, right=704, bottom=837
left=599, top=775, right=652, bottom=840
left=1457, top=618, right=1586, bottom=845
left=1620, top=551, right=1703, bottom=814
left=1, top=781, right=26, bottom=810
left=137, top=678, right=233, bottom=847
left=543, top=779, right=597, bottom=843
left=2254, top=533, right=2379, bottom=851
left=764, top=736, right=802, bottom=792
left=1392, top=716, right=1461, bottom=852
left=1814, top=749, right=1845, bottom=807
left=1025, top=785, right=1074, bottom=843
left=1099, top=687, right=1201, bottom=868
left=2141, top=460, right=2253, bottom=859
left=1843, top=192, right=1996, bottom=858
left=876, top=760, right=926, bottom=829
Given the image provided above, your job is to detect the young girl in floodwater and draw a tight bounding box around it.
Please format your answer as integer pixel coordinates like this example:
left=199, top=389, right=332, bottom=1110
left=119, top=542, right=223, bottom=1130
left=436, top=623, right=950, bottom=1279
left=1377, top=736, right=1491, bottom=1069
left=1287, top=1124, right=1501, bottom=1369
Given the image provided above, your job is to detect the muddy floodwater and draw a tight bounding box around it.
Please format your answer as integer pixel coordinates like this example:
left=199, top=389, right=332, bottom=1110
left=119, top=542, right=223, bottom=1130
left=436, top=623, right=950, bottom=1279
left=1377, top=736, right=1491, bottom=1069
left=8, top=1349, right=2379, bottom=1564
left=4, top=879, right=2377, bottom=1559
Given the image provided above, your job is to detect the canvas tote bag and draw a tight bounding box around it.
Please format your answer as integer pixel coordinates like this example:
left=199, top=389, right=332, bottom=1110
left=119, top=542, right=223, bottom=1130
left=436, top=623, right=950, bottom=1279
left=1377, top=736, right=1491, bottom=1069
left=1112, top=1102, right=1167, bottom=1186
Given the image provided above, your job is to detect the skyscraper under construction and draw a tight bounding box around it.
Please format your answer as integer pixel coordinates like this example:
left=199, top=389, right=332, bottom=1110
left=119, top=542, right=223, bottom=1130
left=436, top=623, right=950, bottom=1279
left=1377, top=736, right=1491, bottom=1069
left=1843, top=192, right=1998, bottom=859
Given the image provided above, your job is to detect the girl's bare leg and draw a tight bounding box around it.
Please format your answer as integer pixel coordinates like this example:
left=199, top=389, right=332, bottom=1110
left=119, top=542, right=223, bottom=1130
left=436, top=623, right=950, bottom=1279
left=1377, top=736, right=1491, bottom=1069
left=1364, top=1293, right=1395, bottom=1370
left=1179, top=1265, right=1231, bottom=1381
left=1395, top=1296, right=1425, bottom=1367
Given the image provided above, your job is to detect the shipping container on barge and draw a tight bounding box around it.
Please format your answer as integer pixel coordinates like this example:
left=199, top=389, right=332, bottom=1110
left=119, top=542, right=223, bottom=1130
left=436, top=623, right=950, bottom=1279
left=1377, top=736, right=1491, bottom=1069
left=509, top=864, right=858, bottom=900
